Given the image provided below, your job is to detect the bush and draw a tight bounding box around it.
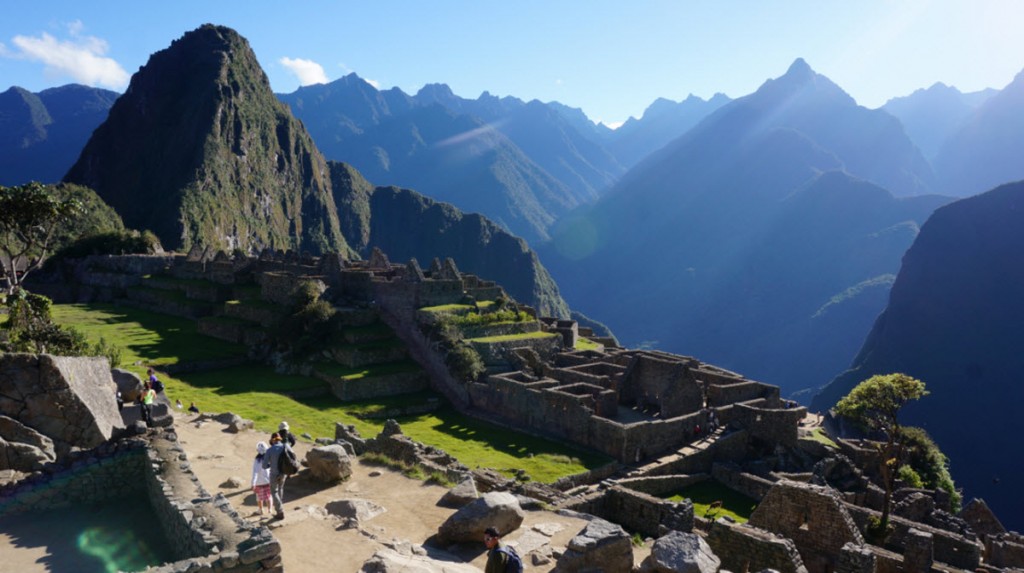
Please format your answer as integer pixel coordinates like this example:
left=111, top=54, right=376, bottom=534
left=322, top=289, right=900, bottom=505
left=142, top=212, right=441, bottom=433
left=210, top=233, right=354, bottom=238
left=47, top=229, right=162, bottom=264
left=901, top=426, right=962, bottom=513
left=447, top=343, right=484, bottom=382
left=898, top=465, right=924, bottom=488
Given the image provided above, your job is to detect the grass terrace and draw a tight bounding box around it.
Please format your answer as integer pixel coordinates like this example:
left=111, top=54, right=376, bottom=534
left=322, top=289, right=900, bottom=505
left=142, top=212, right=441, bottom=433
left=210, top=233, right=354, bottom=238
left=665, top=480, right=758, bottom=523
left=53, top=303, right=611, bottom=483
left=467, top=331, right=558, bottom=343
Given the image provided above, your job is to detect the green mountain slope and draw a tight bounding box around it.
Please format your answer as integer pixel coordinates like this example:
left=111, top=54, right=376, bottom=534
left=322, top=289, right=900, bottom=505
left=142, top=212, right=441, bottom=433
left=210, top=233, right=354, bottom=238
left=330, top=161, right=569, bottom=317
left=64, top=24, right=350, bottom=256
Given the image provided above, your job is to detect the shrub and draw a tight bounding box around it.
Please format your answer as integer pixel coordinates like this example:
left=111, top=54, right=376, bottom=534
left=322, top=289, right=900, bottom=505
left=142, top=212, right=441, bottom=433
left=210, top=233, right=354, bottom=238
left=898, top=465, right=924, bottom=489
left=447, top=343, right=484, bottom=382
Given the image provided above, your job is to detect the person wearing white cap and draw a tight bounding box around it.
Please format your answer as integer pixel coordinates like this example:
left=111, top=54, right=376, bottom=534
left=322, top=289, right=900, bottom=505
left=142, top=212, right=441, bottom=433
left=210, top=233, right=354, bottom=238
left=278, top=421, right=296, bottom=447
left=251, top=441, right=272, bottom=515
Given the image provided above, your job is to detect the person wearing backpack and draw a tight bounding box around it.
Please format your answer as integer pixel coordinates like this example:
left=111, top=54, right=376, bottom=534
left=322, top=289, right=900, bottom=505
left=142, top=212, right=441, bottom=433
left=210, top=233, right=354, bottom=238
left=261, top=433, right=287, bottom=520
left=484, top=526, right=523, bottom=573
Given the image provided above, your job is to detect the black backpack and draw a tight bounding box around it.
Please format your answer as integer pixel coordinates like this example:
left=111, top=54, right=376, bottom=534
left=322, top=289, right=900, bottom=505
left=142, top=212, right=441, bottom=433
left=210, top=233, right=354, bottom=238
left=278, top=445, right=300, bottom=476
left=496, top=546, right=523, bottom=573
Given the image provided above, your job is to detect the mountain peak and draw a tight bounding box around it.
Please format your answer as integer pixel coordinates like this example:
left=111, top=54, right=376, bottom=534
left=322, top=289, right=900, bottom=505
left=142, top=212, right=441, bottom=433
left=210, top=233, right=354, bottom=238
left=785, top=57, right=814, bottom=80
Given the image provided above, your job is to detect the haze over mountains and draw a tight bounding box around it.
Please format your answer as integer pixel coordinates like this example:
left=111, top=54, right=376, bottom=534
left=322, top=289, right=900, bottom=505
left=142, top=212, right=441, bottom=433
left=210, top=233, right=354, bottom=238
left=812, top=181, right=1024, bottom=529
left=4, top=25, right=1024, bottom=402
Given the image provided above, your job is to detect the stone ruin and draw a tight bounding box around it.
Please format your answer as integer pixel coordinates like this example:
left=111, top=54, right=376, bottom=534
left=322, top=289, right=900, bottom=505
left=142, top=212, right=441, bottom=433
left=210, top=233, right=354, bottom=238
left=0, top=353, right=283, bottom=573
left=18, top=248, right=1024, bottom=573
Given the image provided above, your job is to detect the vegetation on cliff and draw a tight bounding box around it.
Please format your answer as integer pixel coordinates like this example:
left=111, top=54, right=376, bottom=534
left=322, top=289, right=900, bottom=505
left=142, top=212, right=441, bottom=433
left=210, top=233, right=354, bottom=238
left=64, top=24, right=351, bottom=257
left=330, top=161, right=570, bottom=317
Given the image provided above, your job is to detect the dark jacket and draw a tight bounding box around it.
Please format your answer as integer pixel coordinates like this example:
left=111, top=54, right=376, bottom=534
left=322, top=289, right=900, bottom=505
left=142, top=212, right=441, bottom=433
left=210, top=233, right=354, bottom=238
left=278, top=429, right=297, bottom=447
left=485, top=542, right=510, bottom=573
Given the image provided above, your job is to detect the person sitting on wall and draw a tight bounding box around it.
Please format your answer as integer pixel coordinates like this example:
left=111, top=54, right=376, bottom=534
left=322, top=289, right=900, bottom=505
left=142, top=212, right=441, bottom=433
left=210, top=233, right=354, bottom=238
left=188, top=402, right=200, bottom=414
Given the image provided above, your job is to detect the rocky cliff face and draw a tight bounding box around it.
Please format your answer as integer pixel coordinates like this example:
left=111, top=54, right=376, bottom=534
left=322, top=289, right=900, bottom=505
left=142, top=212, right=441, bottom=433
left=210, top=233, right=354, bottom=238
left=330, top=161, right=570, bottom=317
left=812, top=180, right=1024, bottom=529
left=65, top=24, right=350, bottom=256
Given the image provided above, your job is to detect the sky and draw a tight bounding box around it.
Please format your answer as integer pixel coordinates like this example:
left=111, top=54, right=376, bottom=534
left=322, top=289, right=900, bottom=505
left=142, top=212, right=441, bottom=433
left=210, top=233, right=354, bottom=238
left=2, top=1, right=1022, bottom=127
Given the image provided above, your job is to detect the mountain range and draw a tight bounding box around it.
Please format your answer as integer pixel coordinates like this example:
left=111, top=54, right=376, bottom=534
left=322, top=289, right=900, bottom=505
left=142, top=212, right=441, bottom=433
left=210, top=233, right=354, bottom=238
left=3, top=31, right=1024, bottom=401
left=539, top=59, right=953, bottom=396
left=812, top=180, right=1024, bottom=530
left=0, top=84, right=118, bottom=186
left=57, top=24, right=568, bottom=316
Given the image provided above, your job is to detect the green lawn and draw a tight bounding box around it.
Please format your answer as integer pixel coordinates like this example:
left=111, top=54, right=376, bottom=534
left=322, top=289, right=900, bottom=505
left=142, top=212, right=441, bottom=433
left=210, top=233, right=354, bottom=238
left=468, top=331, right=558, bottom=343
left=314, top=360, right=422, bottom=380
left=53, top=302, right=611, bottom=483
left=575, top=338, right=602, bottom=351
left=52, top=303, right=246, bottom=369
left=665, top=480, right=758, bottom=523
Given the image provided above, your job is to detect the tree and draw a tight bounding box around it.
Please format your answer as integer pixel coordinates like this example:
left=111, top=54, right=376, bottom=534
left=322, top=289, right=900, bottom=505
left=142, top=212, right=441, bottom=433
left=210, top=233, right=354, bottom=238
left=0, top=182, right=82, bottom=294
left=835, top=373, right=928, bottom=535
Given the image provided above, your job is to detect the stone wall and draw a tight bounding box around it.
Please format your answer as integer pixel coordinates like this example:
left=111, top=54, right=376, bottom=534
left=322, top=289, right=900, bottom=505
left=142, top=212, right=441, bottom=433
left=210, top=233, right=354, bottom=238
left=567, top=484, right=694, bottom=538
left=319, top=370, right=429, bottom=401
left=614, top=474, right=710, bottom=497
left=731, top=402, right=806, bottom=447
left=470, top=333, right=562, bottom=366
left=707, top=519, right=809, bottom=573
left=0, top=437, right=147, bottom=516
left=843, top=503, right=982, bottom=570
left=711, top=463, right=775, bottom=501
left=619, top=353, right=703, bottom=418
left=748, top=480, right=865, bottom=573
left=0, top=430, right=282, bottom=572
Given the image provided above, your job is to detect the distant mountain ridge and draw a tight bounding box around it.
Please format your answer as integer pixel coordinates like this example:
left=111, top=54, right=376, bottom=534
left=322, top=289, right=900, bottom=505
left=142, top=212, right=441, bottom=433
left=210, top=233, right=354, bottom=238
left=0, top=84, right=118, bottom=186
left=540, top=58, right=951, bottom=396
left=932, top=70, right=1024, bottom=197
left=812, top=180, right=1024, bottom=530
left=882, top=82, right=996, bottom=161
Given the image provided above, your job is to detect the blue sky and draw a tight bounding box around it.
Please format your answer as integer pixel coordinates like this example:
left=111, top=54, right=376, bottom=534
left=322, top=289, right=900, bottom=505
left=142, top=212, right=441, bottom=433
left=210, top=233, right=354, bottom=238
left=2, top=1, right=1022, bottom=127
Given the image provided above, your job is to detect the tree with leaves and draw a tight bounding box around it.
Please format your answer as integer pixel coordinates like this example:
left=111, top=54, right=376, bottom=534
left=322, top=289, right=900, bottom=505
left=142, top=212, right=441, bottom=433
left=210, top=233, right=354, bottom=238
left=0, top=182, right=82, bottom=294
left=835, top=373, right=928, bottom=534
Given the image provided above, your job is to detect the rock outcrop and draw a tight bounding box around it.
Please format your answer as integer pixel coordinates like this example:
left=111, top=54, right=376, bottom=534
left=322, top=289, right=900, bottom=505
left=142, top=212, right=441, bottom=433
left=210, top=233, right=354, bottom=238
left=0, top=353, right=123, bottom=459
left=436, top=491, right=525, bottom=544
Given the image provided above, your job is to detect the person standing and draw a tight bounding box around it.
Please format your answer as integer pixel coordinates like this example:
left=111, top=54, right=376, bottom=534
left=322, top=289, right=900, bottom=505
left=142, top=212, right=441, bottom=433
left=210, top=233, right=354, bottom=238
left=278, top=421, right=296, bottom=447
left=261, top=433, right=286, bottom=520
left=140, top=382, right=156, bottom=426
left=251, top=441, right=272, bottom=516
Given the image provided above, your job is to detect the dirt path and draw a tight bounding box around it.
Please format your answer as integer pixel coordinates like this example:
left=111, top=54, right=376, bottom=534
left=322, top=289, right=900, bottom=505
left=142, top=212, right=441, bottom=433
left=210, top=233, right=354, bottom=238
left=175, top=412, right=596, bottom=572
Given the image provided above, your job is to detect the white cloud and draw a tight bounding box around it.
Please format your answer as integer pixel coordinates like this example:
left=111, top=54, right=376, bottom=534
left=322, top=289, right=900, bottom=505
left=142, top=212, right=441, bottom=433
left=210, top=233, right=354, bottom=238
left=5, top=27, right=129, bottom=89
left=365, top=78, right=380, bottom=89
left=279, top=57, right=329, bottom=85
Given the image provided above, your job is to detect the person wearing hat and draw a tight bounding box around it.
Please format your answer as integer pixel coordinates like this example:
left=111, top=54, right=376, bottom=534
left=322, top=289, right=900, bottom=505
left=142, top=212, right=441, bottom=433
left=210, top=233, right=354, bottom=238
left=483, top=526, right=522, bottom=573
left=277, top=421, right=296, bottom=447
left=251, top=441, right=272, bottom=515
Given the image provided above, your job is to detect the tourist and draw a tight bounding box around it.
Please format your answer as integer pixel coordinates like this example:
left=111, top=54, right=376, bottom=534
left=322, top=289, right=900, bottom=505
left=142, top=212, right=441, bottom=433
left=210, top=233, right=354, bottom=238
left=147, top=368, right=165, bottom=394
left=141, top=382, right=156, bottom=426
left=251, top=441, right=272, bottom=516
left=261, top=433, right=287, bottom=520
left=175, top=399, right=183, bottom=409
left=188, top=402, right=200, bottom=414
left=116, top=390, right=124, bottom=411
left=278, top=421, right=297, bottom=447
left=483, top=526, right=521, bottom=573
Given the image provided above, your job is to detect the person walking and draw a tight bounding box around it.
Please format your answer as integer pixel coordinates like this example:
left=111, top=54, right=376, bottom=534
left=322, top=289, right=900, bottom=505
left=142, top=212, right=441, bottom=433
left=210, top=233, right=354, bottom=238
left=261, top=433, right=287, bottom=520
left=483, top=527, right=522, bottom=573
left=251, top=441, right=273, bottom=516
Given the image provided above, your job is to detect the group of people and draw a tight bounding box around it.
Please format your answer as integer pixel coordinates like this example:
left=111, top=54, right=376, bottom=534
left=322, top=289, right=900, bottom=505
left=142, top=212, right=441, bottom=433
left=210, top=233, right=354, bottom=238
left=250, top=421, right=296, bottom=520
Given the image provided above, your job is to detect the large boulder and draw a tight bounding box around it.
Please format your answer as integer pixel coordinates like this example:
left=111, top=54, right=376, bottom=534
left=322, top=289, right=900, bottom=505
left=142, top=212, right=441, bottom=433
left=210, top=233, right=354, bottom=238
left=0, top=354, right=123, bottom=456
left=306, top=444, right=353, bottom=482
left=111, top=368, right=144, bottom=402
left=639, top=531, right=721, bottom=573
left=0, top=415, right=57, bottom=471
left=326, top=499, right=386, bottom=525
left=554, top=518, right=635, bottom=573
left=360, top=546, right=479, bottom=572
left=439, top=476, right=479, bottom=508
left=436, top=491, right=525, bottom=544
